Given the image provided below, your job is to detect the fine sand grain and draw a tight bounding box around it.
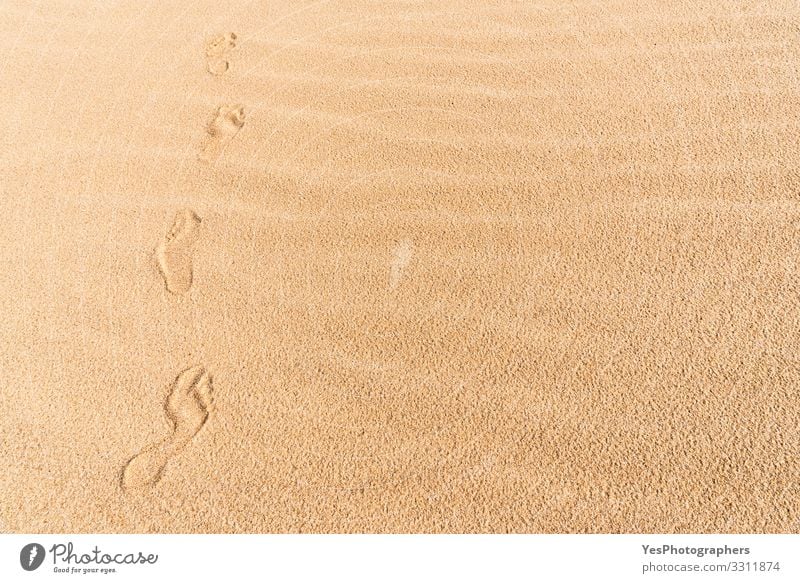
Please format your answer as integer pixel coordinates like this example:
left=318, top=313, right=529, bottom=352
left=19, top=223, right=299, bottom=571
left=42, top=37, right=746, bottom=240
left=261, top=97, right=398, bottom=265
left=1, top=0, right=799, bottom=533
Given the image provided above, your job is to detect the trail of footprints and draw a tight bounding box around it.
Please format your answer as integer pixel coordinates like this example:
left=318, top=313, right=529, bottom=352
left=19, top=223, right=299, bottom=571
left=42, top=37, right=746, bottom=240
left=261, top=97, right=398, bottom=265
left=123, top=33, right=242, bottom=490
left=125, top=33, right=417, bottom=490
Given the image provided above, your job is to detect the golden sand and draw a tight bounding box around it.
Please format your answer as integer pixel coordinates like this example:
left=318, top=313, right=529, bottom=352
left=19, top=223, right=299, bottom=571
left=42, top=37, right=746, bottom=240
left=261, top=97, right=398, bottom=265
left=1, top=0, right=799, bottom=533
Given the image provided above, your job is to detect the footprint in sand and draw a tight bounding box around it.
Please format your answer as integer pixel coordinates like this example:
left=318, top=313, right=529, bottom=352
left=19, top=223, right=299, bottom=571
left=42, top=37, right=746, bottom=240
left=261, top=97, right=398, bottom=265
left=205, top=32, right=237, bottom=76
left=156, top=209, right=202, bottom=295
left=121, top=366, right=214, bottom=491
left=389, top=238, right=414, bottom=291
left=199, top=104, right=246, bottom=163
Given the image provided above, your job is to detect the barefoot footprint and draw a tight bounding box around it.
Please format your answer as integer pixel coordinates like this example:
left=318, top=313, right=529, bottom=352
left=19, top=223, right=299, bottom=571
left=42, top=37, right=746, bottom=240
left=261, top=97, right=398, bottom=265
left=199, top=104, right=246, bottom=163
left=205, top=32, right=237, bottom=76
left=156, top=209, right=202, bottom=295
left=121, top=366, right=214, bottom=491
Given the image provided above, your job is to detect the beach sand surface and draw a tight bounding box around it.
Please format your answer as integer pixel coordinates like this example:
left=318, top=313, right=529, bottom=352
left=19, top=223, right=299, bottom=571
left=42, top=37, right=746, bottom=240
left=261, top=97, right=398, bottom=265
left=1, top=0, right=799, bottom=532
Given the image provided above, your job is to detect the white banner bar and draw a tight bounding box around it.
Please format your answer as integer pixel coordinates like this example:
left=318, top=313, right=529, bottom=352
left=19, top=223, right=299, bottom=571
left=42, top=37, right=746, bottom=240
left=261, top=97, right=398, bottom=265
left=1, top=534, right=798, bottom=582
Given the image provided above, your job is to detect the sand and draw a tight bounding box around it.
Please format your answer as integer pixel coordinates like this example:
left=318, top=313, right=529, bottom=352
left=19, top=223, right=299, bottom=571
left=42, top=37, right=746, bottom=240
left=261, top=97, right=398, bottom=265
left=1, top=0, right=799, bottom=534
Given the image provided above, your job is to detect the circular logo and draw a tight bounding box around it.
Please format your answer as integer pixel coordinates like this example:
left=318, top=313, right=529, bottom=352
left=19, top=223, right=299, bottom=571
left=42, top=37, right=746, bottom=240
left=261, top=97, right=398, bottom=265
left=20, top=543, right=46, bottom=571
